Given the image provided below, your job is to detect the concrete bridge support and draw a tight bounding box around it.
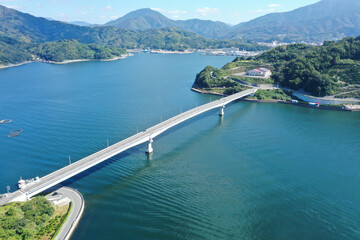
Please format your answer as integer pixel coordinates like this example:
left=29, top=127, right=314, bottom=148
left=219, top=105, right=225, bottom=116
left=146, top=137, right=153, bottom=154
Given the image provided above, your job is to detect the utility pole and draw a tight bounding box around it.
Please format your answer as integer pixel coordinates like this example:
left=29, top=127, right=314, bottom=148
left=107, top=138, right=109, bottom=147
left=69, top=155, right=71, bottom=165
left=137, top=126, right=139, bottom=133
left=6, top=186, right=10, bottom=194
left=160, top=116, right=162, bottom=122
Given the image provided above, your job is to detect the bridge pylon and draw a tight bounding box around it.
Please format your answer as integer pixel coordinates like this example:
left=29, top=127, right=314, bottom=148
left=145, top=137, right=154, bottom=154
left=219, top=105, right=225, bottom=116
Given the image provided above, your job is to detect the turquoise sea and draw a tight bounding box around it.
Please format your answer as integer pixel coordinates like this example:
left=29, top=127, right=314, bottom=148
left=0, top=53, right=359, bottom=239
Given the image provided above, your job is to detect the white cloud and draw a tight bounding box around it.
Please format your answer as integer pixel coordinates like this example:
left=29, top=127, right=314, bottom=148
left=268, top=4, right=282, bottom=8
left=110, top=15, right=119, bottom=20
left=104, top=6, right=112, bottom=11
left=195, top=7, right=219, bottom=16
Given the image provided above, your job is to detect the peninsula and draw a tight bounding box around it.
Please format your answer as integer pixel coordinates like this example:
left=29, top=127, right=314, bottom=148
left=192, top=36, right=360, bottom=109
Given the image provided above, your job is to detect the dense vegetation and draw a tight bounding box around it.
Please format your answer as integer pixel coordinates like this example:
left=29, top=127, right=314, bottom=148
left=0, top=36, right=33, bottom=64
left=257, top=37, right=360, bottom=96
left=30, top=40, right=127, bottom=62
left=194, top=66, right=236, bottom=89
left=0, top=37, right=127, bottom=64
left=193, top=58, right=272, bottom=89
left=251, top=89, right=292, bottom=101
left=0, top=196, right=55, bottom=239
left=117, top=28, right=267, bottom=51
left=194, top=36, right=360, bottom=98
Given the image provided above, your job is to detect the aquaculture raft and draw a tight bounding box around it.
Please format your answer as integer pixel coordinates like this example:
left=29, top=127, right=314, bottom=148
left=0, top=119, right=12, bottom=124
left=8, top=129, right=23, bottom=137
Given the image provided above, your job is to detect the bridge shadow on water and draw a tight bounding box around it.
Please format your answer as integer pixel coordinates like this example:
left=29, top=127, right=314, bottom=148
left=153, top=101, right=254, bottom=163
left=56, top=100, right=253, bottom=191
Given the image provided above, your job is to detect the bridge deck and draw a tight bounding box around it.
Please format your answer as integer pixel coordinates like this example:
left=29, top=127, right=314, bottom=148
left=0, top=88, right=257, bottom=204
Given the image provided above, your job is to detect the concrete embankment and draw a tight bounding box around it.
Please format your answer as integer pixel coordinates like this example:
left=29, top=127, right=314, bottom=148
left=191, top=87, right=224, bottom=96
left=243, top=99, right=350, bottom=111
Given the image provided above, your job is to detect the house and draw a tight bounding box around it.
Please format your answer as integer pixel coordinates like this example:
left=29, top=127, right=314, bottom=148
left=246, top=68, right=272, bottom=77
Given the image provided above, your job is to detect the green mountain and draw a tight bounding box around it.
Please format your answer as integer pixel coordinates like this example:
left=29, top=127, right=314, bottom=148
left=176, top=19, right=232, bottom=39
left=0, top=36, right=33, bottom=64
left=0, top=5, right=100, bottom=43
left=0, top=5, right=268, bottom=64
left=105, top=8, right=232, bottom=39
left=105, top=1, right=360, bottom=42
left=0, top=36, right=127, bottom=65
left=226, top=0, right=360, bottom=42
left=105, top=8, right=178, bottom=31
left=0, top=5, right=266, bottom=51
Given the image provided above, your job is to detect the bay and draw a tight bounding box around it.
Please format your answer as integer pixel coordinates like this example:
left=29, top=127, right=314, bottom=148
left=0, top=53, right=359, bottom=240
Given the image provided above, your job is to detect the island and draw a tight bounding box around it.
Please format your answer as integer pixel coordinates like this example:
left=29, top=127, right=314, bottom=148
left=192, top=36, right=360, bottom=110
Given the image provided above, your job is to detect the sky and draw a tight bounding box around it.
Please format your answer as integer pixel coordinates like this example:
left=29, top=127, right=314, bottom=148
left=0, top=0, right=320, bottom=25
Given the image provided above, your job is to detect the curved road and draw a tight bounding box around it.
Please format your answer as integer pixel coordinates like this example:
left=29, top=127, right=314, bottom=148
left=53, top=187, right=85, bottom=240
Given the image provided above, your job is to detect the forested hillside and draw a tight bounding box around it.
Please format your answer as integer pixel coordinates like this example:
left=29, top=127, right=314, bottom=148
left=0, top=37, right=127, bottom=64
left=194, top=36, right=360, bottom=98
left=258, top=37, right=360, bottom=96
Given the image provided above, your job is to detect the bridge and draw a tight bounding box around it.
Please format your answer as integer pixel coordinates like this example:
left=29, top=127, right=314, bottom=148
left=0, top=88, right=257, bottom=205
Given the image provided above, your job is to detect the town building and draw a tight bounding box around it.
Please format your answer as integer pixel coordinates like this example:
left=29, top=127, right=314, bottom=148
left=246, top=68, right=272, bottom=77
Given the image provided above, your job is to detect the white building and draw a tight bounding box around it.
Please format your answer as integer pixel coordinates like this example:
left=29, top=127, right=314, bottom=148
left=246, top=68, right=272, bottom=78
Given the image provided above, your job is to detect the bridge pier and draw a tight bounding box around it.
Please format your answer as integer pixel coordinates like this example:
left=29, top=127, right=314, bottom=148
left=219, top=105, right=225, bottom=116
left=145, top=137, right=153, bottom=154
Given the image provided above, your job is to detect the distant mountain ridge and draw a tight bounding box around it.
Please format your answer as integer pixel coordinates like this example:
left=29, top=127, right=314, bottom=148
left=0, top=4, right=267, bottom=66
left=105, top=8, right=232, bottom=39
left=69, top=21, right=93, bottom=27
left=105, top=0, right=360, bottom=42
left=2, top=0, right=360, bottom=46
left=226, top=0, right=360, bottom=42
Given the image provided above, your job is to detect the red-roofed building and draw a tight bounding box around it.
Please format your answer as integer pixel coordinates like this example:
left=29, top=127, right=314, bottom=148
left=246, top=68, right=272, bottom=78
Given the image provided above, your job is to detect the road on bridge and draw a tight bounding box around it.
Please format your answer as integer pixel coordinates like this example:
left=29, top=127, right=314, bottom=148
left=0, top=88, right=257, bottom=205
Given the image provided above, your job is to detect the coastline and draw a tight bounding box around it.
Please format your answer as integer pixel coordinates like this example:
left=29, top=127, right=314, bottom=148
left=0, top=54, right=132, bottom=69
left=0, top=61, right=33, bottom=69
left=243, top=98, right=350, bottom=111
left=191, top=87, right=356, bottom=111
left=191, top=87, right=224, bottom=96
left=127, top=49, right=194, bottom=54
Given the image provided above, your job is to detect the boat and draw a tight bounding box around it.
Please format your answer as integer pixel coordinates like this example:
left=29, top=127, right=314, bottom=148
left=8, top=129, right=23, bottom=137
left=18, top=176, right=40, bottom=189
left=0, top=119, right=12, bottom=124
